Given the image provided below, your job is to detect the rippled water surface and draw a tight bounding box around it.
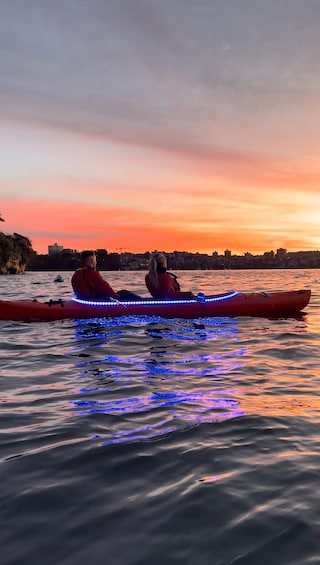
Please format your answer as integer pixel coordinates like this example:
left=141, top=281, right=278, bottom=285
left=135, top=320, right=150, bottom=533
left=1, top=270, right=319, bottom=565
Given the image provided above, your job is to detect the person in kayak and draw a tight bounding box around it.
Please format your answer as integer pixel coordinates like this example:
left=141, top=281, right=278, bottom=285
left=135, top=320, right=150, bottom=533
left=145, top=252, right=194, bottom=299
left=72, top=250, right=142, bottom=301
left=72, top=250, right=120, bottom=300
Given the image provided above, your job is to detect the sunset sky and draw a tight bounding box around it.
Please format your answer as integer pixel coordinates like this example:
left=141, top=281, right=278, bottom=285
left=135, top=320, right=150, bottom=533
left=1, top=0, right=320, bottom=255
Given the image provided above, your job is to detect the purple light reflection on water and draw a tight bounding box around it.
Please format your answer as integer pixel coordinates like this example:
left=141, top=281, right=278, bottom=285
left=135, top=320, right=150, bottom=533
left=70, top=314, right=247, bottom=445
left=71, top=392, right=240, bottom=415
left=73, top=348, right=247, bottom=378
left=86, top=407, right=245, bottom=447
left=70, top=391, right=244, bottom=445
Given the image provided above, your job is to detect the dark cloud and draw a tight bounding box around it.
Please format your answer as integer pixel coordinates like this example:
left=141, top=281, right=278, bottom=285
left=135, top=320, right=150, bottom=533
left=0, top=0, right=320, bottom=157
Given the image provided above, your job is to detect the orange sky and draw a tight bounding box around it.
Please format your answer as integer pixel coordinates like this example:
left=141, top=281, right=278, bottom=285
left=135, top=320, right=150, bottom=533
left=1, top=1, right=320, bottom=255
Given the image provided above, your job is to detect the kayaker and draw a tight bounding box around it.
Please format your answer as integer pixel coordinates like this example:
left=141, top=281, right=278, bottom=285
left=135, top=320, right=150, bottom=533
left=72, top=250, right=120, bottom=300
left=145, top=252, right=194, bottom=299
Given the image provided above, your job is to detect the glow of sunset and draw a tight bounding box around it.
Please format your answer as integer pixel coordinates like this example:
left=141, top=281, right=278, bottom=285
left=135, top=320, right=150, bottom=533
left=1, top=1, right=320, bottom=255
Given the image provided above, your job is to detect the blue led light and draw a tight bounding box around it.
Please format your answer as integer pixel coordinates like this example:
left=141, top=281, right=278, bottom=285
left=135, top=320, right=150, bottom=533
left=71, top=291, right=239, bottom=307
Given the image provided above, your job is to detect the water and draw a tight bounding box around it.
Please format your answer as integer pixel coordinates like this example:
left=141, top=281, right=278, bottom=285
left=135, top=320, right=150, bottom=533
left=0, top=270, right=319, bottom=565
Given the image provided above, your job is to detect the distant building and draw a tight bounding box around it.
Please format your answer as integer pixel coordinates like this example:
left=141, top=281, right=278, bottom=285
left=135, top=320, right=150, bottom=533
left=276, top=248, right=287, bottom=259
left=275, top=248, right=287, bottom=267
left=48, top=243, right=63, bottom=255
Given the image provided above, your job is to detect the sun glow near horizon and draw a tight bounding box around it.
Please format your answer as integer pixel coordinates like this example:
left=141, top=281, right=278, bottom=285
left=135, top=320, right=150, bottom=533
left=1, top=134, right=319, bottom=257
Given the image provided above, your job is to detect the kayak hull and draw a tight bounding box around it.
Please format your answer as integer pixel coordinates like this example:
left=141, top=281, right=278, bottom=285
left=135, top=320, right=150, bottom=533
left=0, top=290, right=311, bottom=322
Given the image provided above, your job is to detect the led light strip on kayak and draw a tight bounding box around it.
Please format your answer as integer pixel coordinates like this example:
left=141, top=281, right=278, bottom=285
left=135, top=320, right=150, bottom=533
left=71, top=291, right=239, bottom=307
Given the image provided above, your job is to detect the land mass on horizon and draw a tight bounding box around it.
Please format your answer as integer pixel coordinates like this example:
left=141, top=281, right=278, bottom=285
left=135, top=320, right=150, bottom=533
left=1, top=227, right=320, bottom=274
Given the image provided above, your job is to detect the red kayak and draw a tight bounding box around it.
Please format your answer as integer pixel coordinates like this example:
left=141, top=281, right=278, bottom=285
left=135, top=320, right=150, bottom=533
left=0, top=290, right=311, bottom=322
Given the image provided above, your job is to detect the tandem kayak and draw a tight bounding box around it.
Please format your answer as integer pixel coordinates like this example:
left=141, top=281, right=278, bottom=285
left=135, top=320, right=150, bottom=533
left=0, top=289, right=311, bottom=322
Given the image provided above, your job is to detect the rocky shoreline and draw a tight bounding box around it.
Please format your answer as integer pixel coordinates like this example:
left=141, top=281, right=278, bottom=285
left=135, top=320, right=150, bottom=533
left=0, top=232, right=34, bottom=275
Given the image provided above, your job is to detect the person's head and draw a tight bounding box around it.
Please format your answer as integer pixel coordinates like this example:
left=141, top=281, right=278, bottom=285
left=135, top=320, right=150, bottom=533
left=146, top=253, right=167, bottom=291
left=148, top=252, right=167, bottom=273
left=81, top=250, right=97, bottom=269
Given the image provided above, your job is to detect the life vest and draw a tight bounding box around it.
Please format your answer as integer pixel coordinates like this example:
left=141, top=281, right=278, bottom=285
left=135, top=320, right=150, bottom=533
left=71, top=268, right=96, bottom=298
left=145, top=270, right=181, bottom=298
left=167, top=271, right=181, bottom=291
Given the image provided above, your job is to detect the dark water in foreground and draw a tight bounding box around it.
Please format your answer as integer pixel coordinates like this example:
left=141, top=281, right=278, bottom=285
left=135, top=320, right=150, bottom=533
left=0, top=270, right=319, bottom=565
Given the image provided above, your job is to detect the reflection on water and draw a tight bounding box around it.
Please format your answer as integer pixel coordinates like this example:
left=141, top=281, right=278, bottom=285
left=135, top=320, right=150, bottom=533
left=0, top=270, right=319, bottom=565
left=70, top=316, right=246, bottom=444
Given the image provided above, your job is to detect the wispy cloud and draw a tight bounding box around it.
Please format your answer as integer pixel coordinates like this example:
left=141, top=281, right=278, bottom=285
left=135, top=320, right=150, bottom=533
left=1, top=0, right=320, bottom=254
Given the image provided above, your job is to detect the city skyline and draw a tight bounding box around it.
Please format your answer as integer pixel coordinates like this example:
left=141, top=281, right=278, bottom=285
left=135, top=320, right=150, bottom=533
left=1, top=1, right=320, bottom=255
left=28, top=244, right=320, bottom=272
left=42, top=242, right=320, bottom=258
